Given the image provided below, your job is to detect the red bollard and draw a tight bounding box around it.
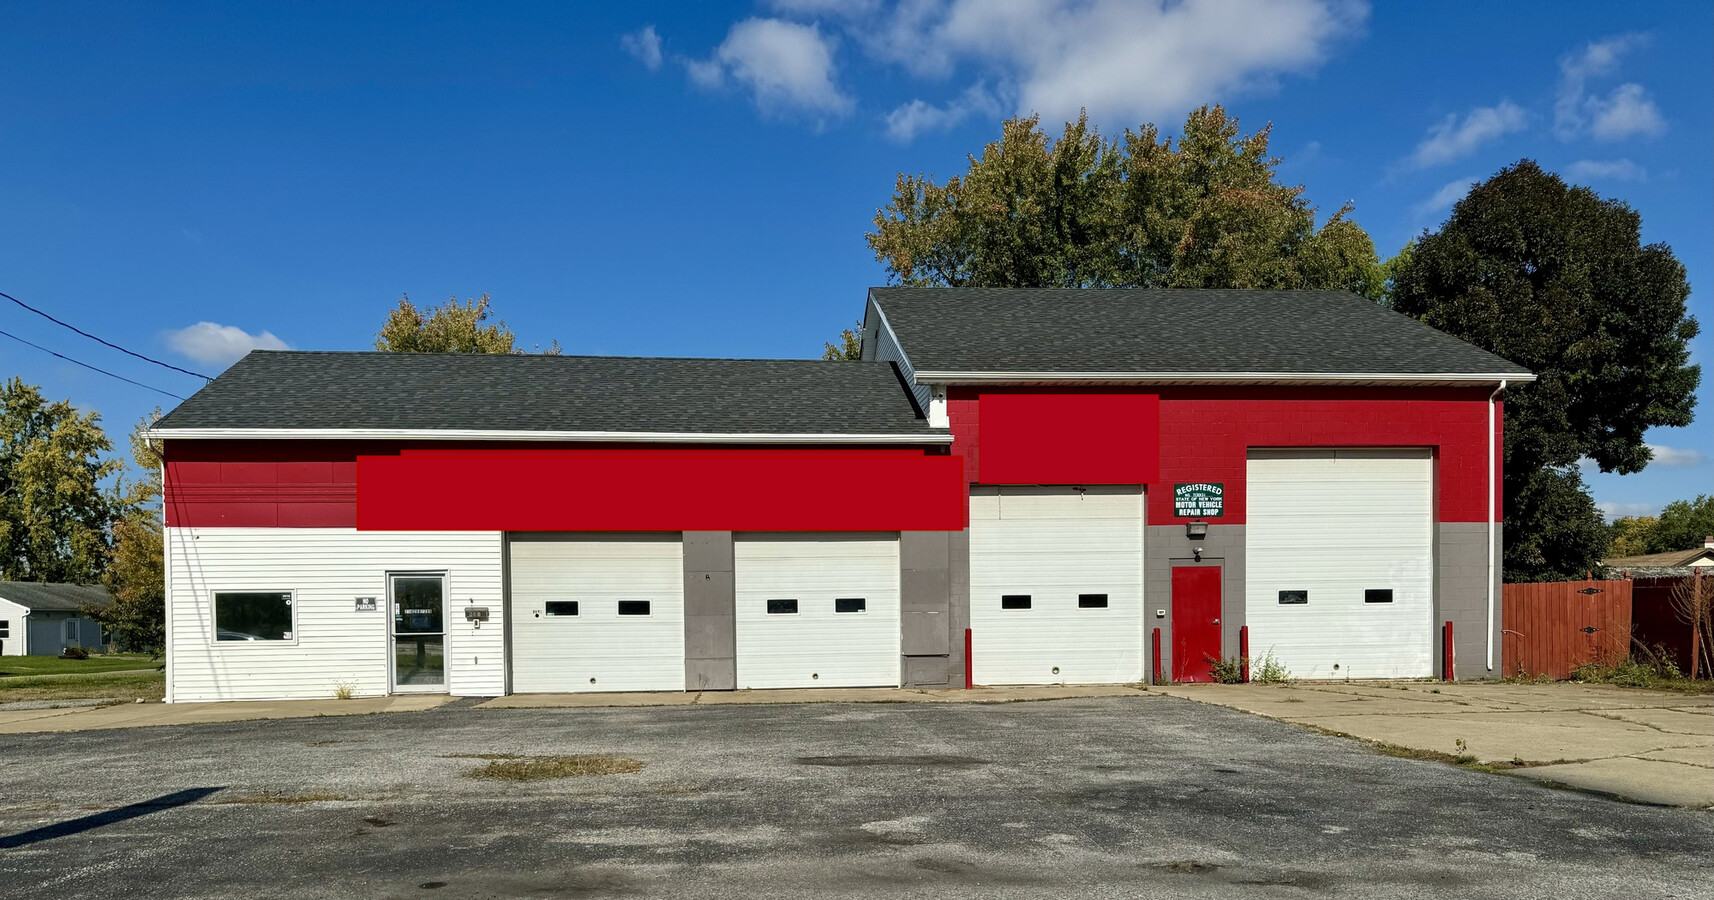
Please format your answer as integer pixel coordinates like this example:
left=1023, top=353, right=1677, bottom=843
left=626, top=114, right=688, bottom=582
left=964, top=628, right=973, bottom=689
left=1443, top=621, right=1455, bottom=682
left=1152, top=627, right=1162, bottom=685
left=1240, top=625, right=1250, bottom=683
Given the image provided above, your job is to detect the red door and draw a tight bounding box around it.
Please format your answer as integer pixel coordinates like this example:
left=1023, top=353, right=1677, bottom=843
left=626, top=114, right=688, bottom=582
left=1172, top=566, right=1223, bottom=683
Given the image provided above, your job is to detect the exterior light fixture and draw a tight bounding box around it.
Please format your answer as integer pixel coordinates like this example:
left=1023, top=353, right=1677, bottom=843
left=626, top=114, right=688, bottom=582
left=1186, top=519, right=1209, bottom=540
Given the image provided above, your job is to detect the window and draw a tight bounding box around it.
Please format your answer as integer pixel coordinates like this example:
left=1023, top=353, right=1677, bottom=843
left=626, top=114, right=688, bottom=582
left=65, top=619, right=79, bottom=642
left=544, top=601, right=579, bottom=617
left=1078, top=594, right=1109, bottom=609
left=0, top=620, right=9, bottom=639
left=766, top=598, right=799, bottom=615
left=1364, top=589, right=1394, bottom=604
left=1277, top=590, right=1308, bottom=605
left=1001, top=595, right=1032, bottom=610
left=617, top=600, right=651, bottom=616
left=215, top=591, right=294, bottom=641
left=834, top=598, right=866, bottom=614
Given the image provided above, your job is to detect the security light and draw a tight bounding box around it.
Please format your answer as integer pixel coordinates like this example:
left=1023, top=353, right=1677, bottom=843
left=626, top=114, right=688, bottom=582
left=1185, top=519, right=1209, bottom=540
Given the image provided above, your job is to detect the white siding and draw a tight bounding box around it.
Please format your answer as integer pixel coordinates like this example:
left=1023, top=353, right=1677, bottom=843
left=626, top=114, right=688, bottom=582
left=166, top=527, right=504, bottom=702
left=734, top=534, right=900, bottom=689
left=508, top=534, right=686, bottom=693
left=1245, top=449, right=1435, bottom=679
left=0, top=598, right=26, bottom=655
left=968, top=486, right=1145, bottom=685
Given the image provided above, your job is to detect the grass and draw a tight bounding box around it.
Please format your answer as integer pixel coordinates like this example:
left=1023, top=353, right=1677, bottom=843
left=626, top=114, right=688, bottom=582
left=462, top=754, right=644, bottom=781
left=0, top=671, right=164, bottom=703
left=441, top=752, right=524, bottom=760
left=0, top=653, right=159, bottom=677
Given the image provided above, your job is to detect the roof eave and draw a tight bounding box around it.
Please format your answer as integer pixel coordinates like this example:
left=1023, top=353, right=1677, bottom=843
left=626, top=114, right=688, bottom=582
left=146, top=427, right=953, bottom=445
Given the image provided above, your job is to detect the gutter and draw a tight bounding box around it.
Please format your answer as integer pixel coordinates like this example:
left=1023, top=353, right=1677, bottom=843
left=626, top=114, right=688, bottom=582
left=1487, top=378, right=1507, bottom=673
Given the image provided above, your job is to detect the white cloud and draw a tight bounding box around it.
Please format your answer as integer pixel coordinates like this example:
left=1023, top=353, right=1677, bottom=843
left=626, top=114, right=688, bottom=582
left=1405, top=101, right=1527, bottom=169
left=1411, top=175, right=1478, bottom=219
left=1565, top=158, right=1647, bottom=182
left=685, top=18, right=852, bottom=120
left=768, top=0, right=881, bottom=16
left=884, top=82, right=1000, bottom=142
left=1554, top=34, right=1665, bottom=141
left=1598, top=501, right=1659, bottom=522
left=1646, top=444, right=1705, bottom=467
left=166, top=322, right=289, bottom=367
left=621, top=25, right=663, bottom=71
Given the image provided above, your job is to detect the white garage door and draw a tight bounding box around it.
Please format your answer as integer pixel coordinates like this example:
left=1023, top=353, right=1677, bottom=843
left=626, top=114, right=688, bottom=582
left=734, top=533, right=900, bottom=689
left=1246, top=449, right=1434, bottom=679
left=969, top=486, right=1144, bottom=685
left=508, top=533, right=685, bottom=693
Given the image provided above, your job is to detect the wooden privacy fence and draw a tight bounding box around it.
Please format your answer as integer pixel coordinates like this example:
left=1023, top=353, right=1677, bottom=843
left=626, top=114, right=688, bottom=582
left=1501, top=579, right=1633, bottom=679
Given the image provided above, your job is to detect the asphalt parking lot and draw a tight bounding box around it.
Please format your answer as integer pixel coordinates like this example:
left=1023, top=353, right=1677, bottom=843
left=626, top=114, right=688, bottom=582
left=1, top=695, right=1709, bottom=899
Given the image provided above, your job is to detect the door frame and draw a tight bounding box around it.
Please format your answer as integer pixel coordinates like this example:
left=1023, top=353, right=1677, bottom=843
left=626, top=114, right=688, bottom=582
left=387, top=570, right=450, bottom=695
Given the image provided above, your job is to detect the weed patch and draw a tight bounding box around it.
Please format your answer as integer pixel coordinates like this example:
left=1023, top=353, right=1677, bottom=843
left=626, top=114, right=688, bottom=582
left=441, top=753, right=524, bottom=760
left=463, top=754, right=643, bottom=781
left=1569, top=656, right=1714, bottom=694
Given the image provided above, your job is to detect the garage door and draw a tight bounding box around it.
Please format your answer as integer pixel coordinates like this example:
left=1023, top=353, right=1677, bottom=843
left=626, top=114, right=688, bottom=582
left=508, top=533, right=685, bottom=693
left=1246, top=449, right=1434, bottom=679
left=969, top=486, right=1144, bottom=685
left=734, top=533, right=899, bottom=689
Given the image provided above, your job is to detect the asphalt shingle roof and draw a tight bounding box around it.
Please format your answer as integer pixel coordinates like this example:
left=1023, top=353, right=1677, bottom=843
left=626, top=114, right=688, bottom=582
left=153, top=352, right=935, bottom=437
left=870, top=288, right=1534, bottom=378
left=0, top=582, right=112, bottom=612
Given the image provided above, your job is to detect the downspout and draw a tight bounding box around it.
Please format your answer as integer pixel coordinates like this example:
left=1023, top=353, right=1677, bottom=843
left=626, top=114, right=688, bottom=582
left=1486, top=379, right=1506, bottom=672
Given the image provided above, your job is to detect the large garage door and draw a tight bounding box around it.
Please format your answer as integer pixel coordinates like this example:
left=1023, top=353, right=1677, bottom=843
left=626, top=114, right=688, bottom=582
left=1246, top=449, right=1434, bottom=679
left=734, top=533, right=899, bottom=689
left=969, top=486, right=1144, bottom=685
left=508, top=533, right=685, bottom=693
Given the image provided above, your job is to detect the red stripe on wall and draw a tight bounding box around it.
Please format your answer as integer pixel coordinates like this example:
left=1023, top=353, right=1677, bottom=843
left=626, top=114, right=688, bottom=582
left=355, top=449, right=966, bottom=532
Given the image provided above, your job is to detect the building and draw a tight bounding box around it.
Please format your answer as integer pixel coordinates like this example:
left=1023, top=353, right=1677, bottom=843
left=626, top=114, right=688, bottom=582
left=151, top=288, right=1533, bottom=702
left=1603, top=537, right=1714, bottom=578
left=0, top=582, right=112, bottom=656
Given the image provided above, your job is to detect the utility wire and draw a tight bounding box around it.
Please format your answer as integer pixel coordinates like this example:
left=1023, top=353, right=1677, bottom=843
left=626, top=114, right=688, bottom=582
left=1, top=289, right=211, bottom=380
left=0, top=327, right=187, bottom=400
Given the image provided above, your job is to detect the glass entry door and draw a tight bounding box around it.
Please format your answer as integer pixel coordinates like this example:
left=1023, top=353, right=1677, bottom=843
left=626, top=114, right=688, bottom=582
left=390, top=574, right=447, bottom=692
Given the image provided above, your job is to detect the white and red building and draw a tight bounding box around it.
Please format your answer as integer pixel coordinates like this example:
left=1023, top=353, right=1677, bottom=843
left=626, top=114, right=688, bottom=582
left=152, top=288, right=1533, bottom=701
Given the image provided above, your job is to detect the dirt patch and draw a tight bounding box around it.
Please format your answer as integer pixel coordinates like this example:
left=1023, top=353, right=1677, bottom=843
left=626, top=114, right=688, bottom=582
left=463, top=755, right=643, bottom=781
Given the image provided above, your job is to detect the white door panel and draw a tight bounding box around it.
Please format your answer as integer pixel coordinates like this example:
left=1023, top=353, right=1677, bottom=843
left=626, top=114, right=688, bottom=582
left=734, top=534, right=899, bottom=689
left=1246, top=449, right=1434, bottom=679
left=969, top=486, right=1144, bottom=685
left=509, top=533, right=685, bottom=693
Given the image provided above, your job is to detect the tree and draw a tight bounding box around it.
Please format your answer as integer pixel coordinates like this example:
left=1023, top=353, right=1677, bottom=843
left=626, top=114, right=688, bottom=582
left=376, top=294, right=562, bottom=354
left=822, top=321, right=862, bottom=361
left=1606, top=515, right=1660, bottom=558
left=0, top=379, right=120, bottom=583
left=1390, top=161, right=1700, bottom=581
left=865, top=106, right=1383, bottom=295
left=92, top=411, right=166, bottom=653
left=1653, top=495, right=1714, bottom=554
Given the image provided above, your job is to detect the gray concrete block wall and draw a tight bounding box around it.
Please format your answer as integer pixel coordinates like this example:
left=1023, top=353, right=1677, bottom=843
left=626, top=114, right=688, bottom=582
left=899, top=530, right=959, bottom=687
left=683, top=531, right=736, bottom=690
left=1435, top=521, right=1502, bottom=680
left=1144, top=524, right=1246, bottom=681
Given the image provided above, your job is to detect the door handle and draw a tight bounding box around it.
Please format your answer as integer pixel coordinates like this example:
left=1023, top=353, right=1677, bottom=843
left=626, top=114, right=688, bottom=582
left=1212, top=618, right=1221, bottom=624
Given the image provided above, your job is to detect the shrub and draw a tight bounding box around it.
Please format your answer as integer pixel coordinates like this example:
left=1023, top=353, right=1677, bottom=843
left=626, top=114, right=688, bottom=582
left=1251, top=652, right=1291, bottom=684
left=1206, top=656, right=1245, bottom=684
left=59, top=646, right=90, bottom=660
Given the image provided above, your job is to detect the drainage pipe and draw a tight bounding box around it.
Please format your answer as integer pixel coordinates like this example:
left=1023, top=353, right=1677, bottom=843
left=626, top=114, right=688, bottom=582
left=1487, top=379, right=1507, bottom=672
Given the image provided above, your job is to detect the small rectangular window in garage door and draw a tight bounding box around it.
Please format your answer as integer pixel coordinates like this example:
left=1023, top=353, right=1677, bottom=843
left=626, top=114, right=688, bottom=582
left=835, top=597, right=866, bottom=613
left=1001, top=595, right=1032, bottom=610
left=617, top=600, right=651, bottom=616
left=1078, top=594, right=1109, bottom=609
left=544, top=601, right=579, bottom=616
left=767, top=598, right=799, bottom=615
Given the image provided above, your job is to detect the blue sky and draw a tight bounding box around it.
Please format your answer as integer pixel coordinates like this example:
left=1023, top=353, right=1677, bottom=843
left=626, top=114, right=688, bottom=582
left=2, top=1, right=1708, bottom=519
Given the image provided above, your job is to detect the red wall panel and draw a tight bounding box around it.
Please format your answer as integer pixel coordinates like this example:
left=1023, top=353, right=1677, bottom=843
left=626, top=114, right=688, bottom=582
left=356, top=449, right=965, bottom=531
left=948, top=386, right=1501, bottom=524
left=977, top=393, right=1159, bottom=484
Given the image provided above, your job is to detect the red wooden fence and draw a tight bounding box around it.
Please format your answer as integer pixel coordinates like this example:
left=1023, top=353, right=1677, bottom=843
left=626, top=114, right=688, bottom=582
left=1501, top=580, right=1633, bottom=679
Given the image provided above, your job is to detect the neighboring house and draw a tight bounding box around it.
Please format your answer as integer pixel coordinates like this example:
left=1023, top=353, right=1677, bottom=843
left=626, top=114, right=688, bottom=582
left=1604, top=536, right=1714, bottom=578
left=149, top=288, right=1534, bottom=702
left=0, top=582, right=112, bottom=657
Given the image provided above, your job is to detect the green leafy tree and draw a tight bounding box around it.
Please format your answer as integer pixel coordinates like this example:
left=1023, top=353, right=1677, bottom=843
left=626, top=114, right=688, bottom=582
left=0, top=378, right=120, bottom=582
left=1653, top=495, right=1714, bottom=554
left=1606, top=515, right=1660, bottom=558
left=1390, top=160, right=1700, bottom=581
left=92, top=411, right=166, bottom=653
left=376, top=293, right=562, bottom=354
left=822, top=321, right=862, bottom=361
left=865, top=106, right=1383, bottom=296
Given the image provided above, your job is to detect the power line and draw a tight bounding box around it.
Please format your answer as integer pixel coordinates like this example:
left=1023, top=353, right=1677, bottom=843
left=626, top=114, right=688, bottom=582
left=0, top=327, right=187, bottom=400
left=1, top=289, right=211, bottom=380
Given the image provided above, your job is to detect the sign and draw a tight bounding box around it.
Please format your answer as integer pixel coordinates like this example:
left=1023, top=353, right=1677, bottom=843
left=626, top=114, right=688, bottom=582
left=1173, top=483, right=1224, bottom=518
left=354, top=597, right=378, bottom=612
